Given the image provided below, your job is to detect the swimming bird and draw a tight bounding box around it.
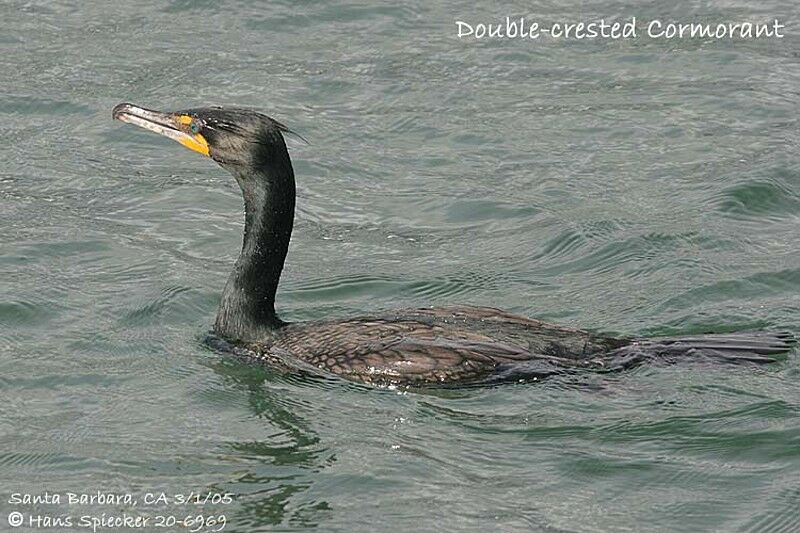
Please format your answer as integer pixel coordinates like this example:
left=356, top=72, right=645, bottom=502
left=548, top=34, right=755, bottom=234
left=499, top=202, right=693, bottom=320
left=112, top=103, right=795, bottom=387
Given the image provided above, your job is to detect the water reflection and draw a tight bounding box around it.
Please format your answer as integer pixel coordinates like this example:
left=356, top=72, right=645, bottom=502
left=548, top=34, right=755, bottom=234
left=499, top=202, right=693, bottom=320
left=207, top=358, right=334, bottom=529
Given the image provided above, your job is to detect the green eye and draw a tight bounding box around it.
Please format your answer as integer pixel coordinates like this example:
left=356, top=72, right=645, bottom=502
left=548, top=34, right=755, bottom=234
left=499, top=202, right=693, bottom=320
left=190, top=121, right=200, bottom=134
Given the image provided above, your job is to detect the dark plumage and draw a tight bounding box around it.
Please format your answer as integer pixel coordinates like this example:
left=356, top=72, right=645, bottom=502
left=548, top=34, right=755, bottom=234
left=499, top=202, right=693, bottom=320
left=112, top=103, right=795, bottom=387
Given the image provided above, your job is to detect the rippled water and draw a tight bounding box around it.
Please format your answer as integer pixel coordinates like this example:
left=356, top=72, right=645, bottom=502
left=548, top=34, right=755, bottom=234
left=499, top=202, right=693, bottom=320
left=2, top=1, right=800, bottom=531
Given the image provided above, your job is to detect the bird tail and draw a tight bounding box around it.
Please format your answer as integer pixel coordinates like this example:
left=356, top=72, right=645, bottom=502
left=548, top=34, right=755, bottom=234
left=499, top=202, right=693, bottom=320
left=635, top=331, right=796, bottom=363
left=467, top=331, right=795, bottom=386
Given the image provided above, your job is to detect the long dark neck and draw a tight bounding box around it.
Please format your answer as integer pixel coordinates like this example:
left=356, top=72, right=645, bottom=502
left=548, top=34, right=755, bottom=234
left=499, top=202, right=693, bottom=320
left=214, top=141, right=295, bottom=341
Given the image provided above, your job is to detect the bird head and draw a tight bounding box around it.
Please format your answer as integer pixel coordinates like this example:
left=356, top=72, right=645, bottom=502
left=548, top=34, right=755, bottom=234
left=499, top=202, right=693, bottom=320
left=112, top=103, right=295, bottom=171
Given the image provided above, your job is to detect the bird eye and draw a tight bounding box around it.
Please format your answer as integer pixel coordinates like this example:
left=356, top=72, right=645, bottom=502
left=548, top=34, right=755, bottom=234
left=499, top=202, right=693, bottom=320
left=190, top=121, right=201, bottom=134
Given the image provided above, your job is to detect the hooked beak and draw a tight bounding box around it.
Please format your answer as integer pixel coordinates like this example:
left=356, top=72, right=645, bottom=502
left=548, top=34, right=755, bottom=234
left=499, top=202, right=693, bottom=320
left=112, top=103, right=210, bottom=157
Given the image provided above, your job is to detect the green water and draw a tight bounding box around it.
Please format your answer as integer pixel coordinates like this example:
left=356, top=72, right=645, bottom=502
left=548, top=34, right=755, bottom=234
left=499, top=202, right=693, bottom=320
left=2, top=1, right=800, bottom=531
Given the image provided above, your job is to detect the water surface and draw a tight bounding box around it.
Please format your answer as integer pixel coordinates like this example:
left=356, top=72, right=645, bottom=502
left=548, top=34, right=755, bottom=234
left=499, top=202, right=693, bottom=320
left=2, top=1, right=800, bottom=531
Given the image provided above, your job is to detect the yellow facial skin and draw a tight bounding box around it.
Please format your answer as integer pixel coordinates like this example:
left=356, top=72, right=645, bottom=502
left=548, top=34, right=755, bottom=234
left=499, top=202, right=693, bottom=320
left=176, top=115, right=210, bottom=156
left=112, top=104, right=210, bottom=158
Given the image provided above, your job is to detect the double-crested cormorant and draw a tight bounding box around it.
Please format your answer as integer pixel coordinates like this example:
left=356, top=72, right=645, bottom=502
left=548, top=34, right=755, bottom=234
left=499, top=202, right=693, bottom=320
left=112, top=103, right=795, bottom=387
